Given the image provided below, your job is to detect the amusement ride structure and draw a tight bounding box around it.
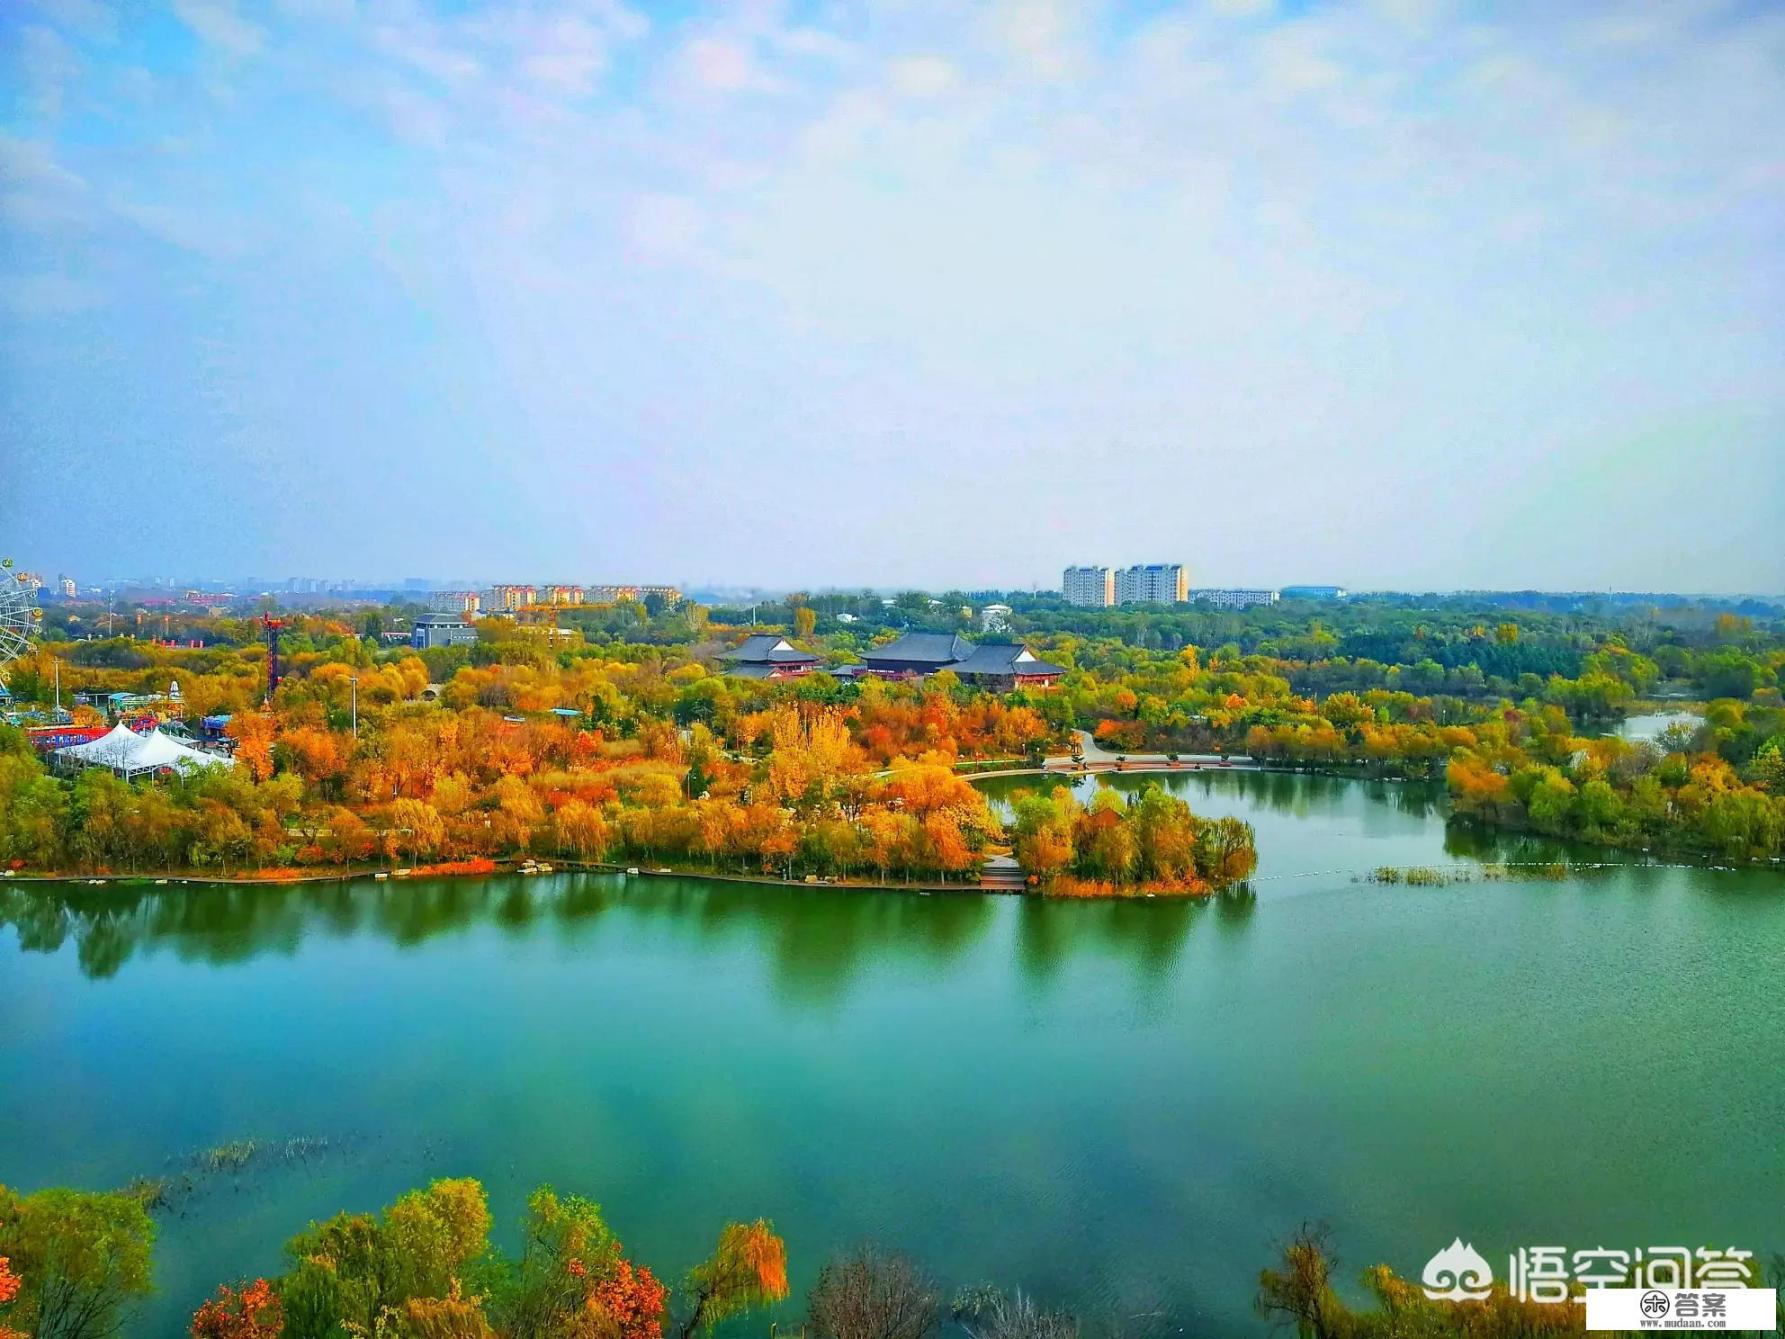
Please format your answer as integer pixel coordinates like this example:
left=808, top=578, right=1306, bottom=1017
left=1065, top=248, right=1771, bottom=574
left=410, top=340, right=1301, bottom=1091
left=0, top=557, right=42, bottom=685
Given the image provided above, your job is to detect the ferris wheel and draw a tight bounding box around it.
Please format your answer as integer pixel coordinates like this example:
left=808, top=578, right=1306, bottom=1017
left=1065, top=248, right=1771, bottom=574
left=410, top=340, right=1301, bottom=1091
left=0, top=558, right=42, bottom=681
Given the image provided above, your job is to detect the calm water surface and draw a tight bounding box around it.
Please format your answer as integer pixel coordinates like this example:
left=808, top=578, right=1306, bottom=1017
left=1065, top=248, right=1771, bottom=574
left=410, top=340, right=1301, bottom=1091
left=3, top=772, right=1781, bottom=1337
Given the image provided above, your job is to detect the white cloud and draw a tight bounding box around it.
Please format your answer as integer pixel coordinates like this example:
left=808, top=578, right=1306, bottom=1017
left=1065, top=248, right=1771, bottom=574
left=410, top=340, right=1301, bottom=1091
left=373, top=21, right=482, bottom=86
left=625, top=192, right=705, bottom=262
left=1, top=271, right=106, bottom=316
left=6, top=0, right=1783, bottom=588
left=29, top=0, right=118, bottom=42
left=112, top=199, right=243, bottom=258
left=1256, top=25, right=1345, bottom=98
left=517, top=15, right=611, bottom=95
left=0, top=134, right=91, bottom=229
left=674, top=36, right=778, bottom=95
left=20, top=25, right=82, bottom=120
left=886, top=55, right=959, bottom=99
left=985, top=0, right=1090, bottom=80
left=1208, top=0, right=1274, bottom=16
left=170, top=0, right=266, bottom=56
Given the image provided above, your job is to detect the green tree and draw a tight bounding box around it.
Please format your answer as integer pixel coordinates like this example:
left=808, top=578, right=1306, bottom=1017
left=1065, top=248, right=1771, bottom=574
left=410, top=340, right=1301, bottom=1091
left=484, top=1187, right=619, bottom=1339
left=0, top=1184, right=156, bottom=1339
left=280, top=1178, right=490, bottom=1339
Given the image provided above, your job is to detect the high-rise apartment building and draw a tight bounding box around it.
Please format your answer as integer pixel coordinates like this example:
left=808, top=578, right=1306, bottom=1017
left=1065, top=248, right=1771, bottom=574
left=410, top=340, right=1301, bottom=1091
left=430, top=590, right=483, bottom=615
left=1115, top=564, right=1188, bottom=604
left=1063, top=565, right=1115, bottom=607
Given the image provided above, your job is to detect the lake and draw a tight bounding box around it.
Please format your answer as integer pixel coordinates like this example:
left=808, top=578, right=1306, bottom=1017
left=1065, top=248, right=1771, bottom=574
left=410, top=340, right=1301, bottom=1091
left=3, top=771, right=1782, bottom=1337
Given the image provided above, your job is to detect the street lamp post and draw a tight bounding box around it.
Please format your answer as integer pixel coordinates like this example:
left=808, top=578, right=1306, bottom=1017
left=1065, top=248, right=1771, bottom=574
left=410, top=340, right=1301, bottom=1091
left=350, top=674, right=358, bottom=738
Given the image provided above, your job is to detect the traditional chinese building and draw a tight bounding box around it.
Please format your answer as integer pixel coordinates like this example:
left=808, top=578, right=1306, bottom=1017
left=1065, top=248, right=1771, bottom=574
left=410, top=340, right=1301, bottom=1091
left=720, top=634, right=820, bottom=680
left=948, top=642, right=1067, bottom=692
left=859, top=633, right=1064, bottom=690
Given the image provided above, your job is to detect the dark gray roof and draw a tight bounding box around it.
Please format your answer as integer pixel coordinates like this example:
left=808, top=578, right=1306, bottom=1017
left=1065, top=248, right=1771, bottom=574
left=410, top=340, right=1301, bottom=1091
left=721, top=634, right=817, bottom=665
left=950, top=642, right=1066, bottom=678
left=861, top=632, right=975, bottom=666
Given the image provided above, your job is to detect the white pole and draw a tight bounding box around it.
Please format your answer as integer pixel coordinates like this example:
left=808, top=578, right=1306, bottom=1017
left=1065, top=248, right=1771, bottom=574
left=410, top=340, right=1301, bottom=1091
left=351, top=674, right=358, bottom=738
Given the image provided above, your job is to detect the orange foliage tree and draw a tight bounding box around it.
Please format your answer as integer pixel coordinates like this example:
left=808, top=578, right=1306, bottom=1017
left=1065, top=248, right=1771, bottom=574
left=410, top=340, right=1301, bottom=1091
left=190, top=1278, right=284, bottom=1338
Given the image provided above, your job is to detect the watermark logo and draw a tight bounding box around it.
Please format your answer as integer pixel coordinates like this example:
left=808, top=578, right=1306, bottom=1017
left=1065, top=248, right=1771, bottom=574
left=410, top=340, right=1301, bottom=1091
left=1416, top=1241, right=1776, bottom=1327
left=1422, top=1238, right=1495, bottom=1301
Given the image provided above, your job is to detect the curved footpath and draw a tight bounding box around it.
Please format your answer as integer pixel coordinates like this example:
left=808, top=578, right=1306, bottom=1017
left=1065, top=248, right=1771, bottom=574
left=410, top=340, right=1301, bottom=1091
left=963, top=731, right=1256, bottom=781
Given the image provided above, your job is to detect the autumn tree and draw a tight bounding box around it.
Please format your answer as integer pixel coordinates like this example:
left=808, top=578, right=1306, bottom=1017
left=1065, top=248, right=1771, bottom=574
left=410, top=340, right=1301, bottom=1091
left=191, top=1279, right=284, bottom=1338
left=0, top=1256, right=23, bottom=1339
left=1255, top=1223, right=1343, bottom=1339
left=673, top=1221, right=788, bottom=1339
left=389, top=798, right=447, bottom=864
left=227, top=713, right=278, bottom=782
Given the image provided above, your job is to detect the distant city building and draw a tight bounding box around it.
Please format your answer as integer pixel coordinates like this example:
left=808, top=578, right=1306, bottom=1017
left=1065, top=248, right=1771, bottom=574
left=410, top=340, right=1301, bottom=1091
left=410, top=613, right=479, bottom=650
left=588, top=584, right=682, bottom=606
left=1192, top=588, right=1280, bottom=610
left=489, top=584, right=537, bottom=611
left=1279, top=585, right=1349, bottom=600
left=541, top=584, right=584, bottom=605
left=1063, top=565, right=1115, bottom=607
left=1115, top=563, right=1188, bottom=605
left=57, top=575, right=77, bottom=599
left=720, top=634, right=819, bottom=681
left=430, top=590, right=482, bottom=615
left=980, top=603, right=1013, bottom=633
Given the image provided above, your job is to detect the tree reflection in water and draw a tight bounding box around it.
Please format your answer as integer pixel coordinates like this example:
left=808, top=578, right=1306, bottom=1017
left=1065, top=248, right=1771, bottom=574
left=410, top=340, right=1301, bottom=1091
left=5, top=874, right=1218, bottom=997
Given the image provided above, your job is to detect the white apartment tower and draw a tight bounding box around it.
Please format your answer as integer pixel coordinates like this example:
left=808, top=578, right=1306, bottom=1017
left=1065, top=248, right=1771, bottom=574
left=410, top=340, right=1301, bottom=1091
left=1115, top=563, right=1189, bottom=604
left=1063, top=566, right=1116, bottom=607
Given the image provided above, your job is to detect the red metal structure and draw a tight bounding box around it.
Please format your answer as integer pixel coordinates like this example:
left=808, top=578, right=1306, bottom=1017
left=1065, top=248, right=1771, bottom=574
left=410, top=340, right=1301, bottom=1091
left=261, top=613, right=286, bottom=702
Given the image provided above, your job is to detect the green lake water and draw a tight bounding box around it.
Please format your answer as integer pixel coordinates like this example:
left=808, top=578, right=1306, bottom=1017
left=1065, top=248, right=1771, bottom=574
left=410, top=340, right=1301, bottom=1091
left=2, top=771, right=1782, bottom=1337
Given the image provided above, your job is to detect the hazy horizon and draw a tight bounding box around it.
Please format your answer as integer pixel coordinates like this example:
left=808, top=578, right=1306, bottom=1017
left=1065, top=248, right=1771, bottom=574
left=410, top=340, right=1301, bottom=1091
left=3, top=0, right=1781, bottom=593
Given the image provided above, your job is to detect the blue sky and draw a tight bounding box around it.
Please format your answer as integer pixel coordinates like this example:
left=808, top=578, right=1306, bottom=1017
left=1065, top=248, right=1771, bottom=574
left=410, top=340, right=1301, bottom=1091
left=1, top=0, right=1781, bottom=592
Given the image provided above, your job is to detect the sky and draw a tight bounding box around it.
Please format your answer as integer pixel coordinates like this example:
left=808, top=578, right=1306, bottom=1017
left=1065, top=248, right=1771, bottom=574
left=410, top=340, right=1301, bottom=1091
left=1, top=0, right=1781, bottom=595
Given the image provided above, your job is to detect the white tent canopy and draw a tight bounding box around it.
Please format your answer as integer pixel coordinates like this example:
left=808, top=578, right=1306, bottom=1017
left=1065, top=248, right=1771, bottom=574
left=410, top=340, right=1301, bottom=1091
left=57, top=722, right=234, bottom=779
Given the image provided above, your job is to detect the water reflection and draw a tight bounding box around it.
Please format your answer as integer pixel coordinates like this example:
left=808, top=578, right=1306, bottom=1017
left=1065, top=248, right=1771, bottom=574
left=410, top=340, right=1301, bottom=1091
left=976, top=767, right=1448, bottom=823
left=0, top=873, right=1014, bottom=999
left=1014, top=894, right=1197, bottom=990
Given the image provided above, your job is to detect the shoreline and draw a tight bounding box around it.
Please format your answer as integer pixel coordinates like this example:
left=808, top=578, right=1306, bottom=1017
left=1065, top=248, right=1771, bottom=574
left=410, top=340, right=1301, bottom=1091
left=1, top=857, right=985, bottom=895
left=8, top=765, right=1772, bottom=896
left=0, top=859, right=1244, bottom=900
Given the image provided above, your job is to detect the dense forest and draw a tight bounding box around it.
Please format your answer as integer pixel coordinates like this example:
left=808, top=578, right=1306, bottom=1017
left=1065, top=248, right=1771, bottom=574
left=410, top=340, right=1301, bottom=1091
left=2, top=594, right=1782, bottom=886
